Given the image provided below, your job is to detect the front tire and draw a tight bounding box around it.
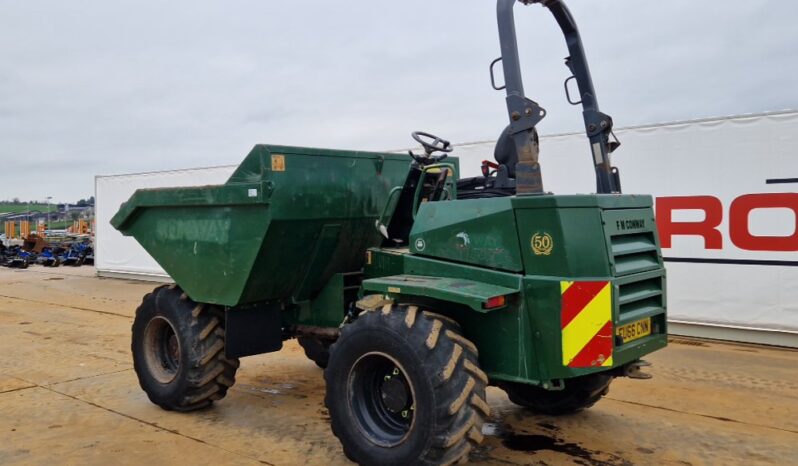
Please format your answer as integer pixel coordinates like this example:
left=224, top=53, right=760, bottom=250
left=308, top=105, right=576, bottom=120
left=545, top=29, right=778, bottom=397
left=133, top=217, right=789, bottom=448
left=325, top=304, right=489, bottom=466
left=500, top=374, right=612, bottom=415
left=131, top=285, right=240, bottom=411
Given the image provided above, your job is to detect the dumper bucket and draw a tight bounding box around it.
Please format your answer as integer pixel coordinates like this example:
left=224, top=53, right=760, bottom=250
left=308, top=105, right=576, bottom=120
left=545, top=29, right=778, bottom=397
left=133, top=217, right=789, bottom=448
left=111, top=145, right=410, bottom=307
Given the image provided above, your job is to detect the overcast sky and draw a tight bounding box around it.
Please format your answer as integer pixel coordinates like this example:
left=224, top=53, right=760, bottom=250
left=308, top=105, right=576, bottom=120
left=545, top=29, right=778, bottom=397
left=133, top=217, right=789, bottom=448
left=1, top=0, right=797, bottom=203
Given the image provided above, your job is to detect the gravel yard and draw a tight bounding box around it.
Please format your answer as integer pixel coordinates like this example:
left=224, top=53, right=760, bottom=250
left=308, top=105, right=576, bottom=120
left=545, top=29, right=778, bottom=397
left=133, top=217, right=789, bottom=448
left=1, top=266, right=796, bottom=465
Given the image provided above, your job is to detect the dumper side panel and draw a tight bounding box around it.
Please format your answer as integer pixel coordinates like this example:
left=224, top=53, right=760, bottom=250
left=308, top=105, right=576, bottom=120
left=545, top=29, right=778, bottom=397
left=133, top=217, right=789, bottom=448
left=239, top=147, right=410, bottom=304
left=124, top=204, right=271, bottom=306
left=408, top=197, right=524, bottom=272
left=113, top=145, right=412, bottom=307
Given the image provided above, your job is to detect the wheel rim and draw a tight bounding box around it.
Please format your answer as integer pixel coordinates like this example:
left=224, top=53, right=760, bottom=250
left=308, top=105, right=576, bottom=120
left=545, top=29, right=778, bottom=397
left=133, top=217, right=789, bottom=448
left=348, top=352, right=416, bottom=447
left=143, top=317, right=181, bottom=384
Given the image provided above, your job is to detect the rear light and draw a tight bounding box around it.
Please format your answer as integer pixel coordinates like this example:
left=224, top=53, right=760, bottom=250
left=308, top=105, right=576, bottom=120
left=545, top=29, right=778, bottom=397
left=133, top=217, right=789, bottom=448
left=483, top=295, right=506, bottom=309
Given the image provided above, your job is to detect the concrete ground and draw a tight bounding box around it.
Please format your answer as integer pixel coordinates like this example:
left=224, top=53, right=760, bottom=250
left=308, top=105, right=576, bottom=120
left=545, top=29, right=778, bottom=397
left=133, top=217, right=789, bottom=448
left=0, top=267, right=796, bottom=466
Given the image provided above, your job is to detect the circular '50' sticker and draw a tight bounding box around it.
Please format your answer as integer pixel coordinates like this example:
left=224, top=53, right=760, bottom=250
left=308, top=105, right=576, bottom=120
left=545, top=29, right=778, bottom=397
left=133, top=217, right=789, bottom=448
left=531, top=232, right=553, bottom=256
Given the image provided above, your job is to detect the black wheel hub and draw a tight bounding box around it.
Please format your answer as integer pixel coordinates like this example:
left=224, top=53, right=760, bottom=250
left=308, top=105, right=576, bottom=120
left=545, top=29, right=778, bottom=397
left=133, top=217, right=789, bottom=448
left=381, top=372, right=410, bottom=413
left=143, top=317, right=181, bottom=384
left=349, top=352, right=416, bottom=447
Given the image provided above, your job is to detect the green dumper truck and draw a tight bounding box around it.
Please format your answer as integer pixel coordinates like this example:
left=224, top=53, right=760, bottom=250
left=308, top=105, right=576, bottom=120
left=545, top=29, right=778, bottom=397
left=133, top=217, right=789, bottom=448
left=112, top=1, right=667, bottom=464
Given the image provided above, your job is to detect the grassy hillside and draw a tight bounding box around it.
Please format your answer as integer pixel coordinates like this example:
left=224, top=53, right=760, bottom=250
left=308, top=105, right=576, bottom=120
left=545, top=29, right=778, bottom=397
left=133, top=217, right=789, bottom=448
left=0, top=203, right=50, bottom=214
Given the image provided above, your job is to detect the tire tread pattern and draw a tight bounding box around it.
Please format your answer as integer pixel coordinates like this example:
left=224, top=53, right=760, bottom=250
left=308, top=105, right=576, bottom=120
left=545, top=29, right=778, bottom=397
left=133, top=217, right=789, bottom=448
left=325, top=304, right=489, bottom=466
left=132, top=285, right=239, bottom=412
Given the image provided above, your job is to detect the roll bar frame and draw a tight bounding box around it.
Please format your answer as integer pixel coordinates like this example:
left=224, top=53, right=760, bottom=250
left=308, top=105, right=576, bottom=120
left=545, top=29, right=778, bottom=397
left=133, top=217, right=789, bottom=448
left=496, top=0, right=621, bottom=194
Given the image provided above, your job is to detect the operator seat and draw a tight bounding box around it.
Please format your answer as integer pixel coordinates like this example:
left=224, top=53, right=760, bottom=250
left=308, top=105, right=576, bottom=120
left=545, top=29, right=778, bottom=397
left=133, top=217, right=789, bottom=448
left=455, top=125, right=521, bottom=199
left=494, top=124, right=519, bottom=178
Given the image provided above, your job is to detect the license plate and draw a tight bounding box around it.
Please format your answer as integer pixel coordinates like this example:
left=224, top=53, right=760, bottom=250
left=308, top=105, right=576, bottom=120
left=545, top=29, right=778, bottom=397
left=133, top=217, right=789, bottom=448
left=616, top=317, right=652, bottom=344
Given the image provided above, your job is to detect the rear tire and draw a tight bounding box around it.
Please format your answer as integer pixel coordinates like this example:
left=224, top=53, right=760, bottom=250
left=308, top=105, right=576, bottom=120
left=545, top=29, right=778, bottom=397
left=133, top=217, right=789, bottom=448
left=500, top=374, right=612, bottom=415
left=131, top=285, right=240, bottom=411
left=297, top=337, right=332, bottom=369
left=325, top=304, right=489, bottom=466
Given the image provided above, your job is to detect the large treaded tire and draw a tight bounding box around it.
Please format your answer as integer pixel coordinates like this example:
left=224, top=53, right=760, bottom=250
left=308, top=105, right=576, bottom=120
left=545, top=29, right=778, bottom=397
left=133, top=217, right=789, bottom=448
left=500, top=374, right=612, bottom=416
left=325, top=304, right=489, bottom=466
left=131, top=285, right=240, bottom=412
left=297, top=337, right=332, bottom=369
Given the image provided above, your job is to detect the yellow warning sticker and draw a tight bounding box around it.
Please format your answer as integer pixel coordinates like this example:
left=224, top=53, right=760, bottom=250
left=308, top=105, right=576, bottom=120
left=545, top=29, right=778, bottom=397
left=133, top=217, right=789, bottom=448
left=271, top=154, right=286, bottom=172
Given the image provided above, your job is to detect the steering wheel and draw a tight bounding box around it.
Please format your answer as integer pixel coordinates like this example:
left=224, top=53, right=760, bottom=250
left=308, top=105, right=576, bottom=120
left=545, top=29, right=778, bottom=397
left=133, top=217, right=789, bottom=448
left=411, top=131, right=453, bottom=162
